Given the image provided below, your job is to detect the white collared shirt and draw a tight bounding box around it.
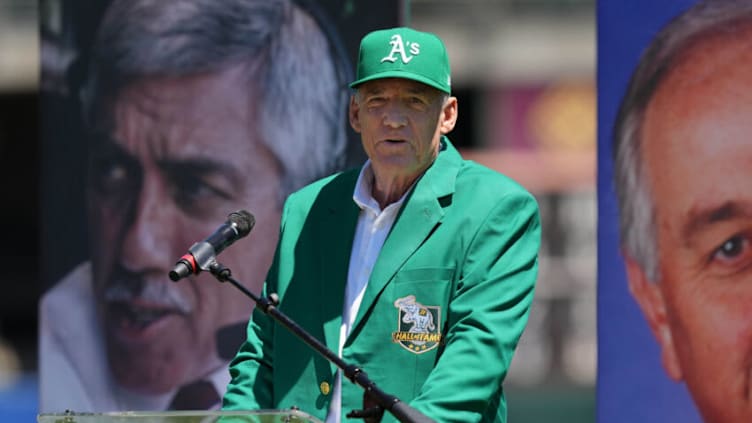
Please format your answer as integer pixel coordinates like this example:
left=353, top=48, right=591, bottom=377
left=326, top=161, right=410, bottom=423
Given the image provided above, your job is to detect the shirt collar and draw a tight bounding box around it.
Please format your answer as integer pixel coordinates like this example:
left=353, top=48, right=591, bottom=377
left=352, top=160, right=379, bottom=213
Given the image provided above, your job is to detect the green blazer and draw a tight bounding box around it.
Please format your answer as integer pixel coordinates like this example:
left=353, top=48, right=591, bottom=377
left=223, top=138, right=540, bottom=422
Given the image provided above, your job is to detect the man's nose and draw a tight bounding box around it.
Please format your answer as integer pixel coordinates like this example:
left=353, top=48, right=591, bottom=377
left=119, top=180, right=175, bottom=274
left=382, top=103, right=407, bottom=128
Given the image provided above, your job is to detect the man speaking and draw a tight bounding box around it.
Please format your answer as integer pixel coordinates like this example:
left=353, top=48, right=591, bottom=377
left=223, top=27, right=541, bottom=422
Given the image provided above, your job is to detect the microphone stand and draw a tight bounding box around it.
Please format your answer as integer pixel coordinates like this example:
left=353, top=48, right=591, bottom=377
left=206, top=261, right=435, bottom=423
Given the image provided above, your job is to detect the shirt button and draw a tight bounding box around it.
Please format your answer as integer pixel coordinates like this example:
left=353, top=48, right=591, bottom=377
left=320, top=381, right=331, bottom=395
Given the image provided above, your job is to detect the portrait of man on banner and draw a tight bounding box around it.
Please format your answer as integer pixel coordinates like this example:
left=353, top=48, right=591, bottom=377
left=38, top=0, right=400, bottom=413
left=600, top=1, right=752, bottom=422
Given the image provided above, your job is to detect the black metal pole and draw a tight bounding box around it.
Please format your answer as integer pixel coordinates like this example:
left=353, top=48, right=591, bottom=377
left=207, top=262, right=434, bottom=423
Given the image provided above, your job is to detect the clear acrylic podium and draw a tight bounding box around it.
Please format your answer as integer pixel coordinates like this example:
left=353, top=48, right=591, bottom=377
left=37, top=410, right=323, bottom=423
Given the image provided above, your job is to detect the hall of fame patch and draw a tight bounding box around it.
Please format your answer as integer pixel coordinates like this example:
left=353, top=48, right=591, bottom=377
left=392, top=295, right=442, bottom=354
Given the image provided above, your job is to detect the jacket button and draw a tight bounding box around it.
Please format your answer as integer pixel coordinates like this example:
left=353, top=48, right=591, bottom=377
left=320, top=381, right=331, bottom=395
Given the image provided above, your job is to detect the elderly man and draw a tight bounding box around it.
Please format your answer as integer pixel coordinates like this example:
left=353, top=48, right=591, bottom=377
left=39, top=0, right=351, bottom=412
left=612, top=1, right=752, bottom=422
left=223, top=27, right=541, bottom=422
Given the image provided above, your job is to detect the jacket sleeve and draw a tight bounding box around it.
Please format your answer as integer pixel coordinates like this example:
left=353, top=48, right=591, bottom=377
left=221, top=199, right=292, bottom=411
left=409, top=190, right=541, bottom=422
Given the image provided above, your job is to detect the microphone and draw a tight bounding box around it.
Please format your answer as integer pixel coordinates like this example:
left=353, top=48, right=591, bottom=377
left=169, top=210, right=255, bottom=281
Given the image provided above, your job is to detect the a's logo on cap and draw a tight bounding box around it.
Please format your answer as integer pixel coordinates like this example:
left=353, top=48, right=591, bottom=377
left=380, top=34, right=421, bottom=64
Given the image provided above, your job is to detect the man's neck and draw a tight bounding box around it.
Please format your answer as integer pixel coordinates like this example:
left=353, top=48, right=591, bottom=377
left=371, top=172, right=420, bottom=209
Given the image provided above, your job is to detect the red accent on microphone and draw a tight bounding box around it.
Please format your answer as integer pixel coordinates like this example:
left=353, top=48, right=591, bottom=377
left=181, top=253, right=198, bottom=274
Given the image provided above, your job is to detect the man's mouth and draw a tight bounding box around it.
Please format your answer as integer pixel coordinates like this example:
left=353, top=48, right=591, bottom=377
left=106, top=301, right=184, bottom=337
left=102, top=275, right=193, bottom=337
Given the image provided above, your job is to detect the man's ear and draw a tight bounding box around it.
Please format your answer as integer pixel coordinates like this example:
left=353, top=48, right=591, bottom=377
left=624, top=254, right=683, bottom=381
left=349, top=95, right=361, bottom=133
left=439, top=96, right=458, bottom=134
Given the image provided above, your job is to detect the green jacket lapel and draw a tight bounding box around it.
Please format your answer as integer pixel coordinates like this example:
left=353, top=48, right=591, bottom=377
left=315, top=172, right=361, bottom=359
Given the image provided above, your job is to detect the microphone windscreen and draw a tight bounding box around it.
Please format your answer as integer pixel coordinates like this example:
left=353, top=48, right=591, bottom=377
left=229, top=210, right=255, bottom=236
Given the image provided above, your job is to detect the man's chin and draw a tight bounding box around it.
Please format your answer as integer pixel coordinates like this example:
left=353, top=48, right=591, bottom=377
left=105, top=340, right=189, bottom=395
left=111, top=363, right=183, bottom=395
left=104, top=314, right=192, bottom=394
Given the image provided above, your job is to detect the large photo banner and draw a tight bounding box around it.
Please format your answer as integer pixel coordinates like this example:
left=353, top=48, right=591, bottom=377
left=39, top=0, right=401, bottom=413
left=598, top=1, right=752, bottom=422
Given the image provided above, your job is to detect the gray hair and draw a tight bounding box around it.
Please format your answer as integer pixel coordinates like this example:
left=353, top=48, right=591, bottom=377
left=80, top=0, right=351, bottom=201
left=613, top=0, right=752, bottom=281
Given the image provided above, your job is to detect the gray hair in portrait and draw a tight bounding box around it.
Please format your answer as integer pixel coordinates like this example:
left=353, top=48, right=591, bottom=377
left=612, top=0, right=752, bottom=281
left=80, top=0, right=352, bottom=202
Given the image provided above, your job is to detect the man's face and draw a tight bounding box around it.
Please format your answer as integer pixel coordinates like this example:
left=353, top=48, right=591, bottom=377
left=349, top=78, right=456, bottom=184
left=87, top=66, right=282, bottom=394
left=627, top=31, right=752, bottom=423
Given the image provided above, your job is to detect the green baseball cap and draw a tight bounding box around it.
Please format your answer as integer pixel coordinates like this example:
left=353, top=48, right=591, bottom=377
left=350, top=27, right=451, bottom=94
